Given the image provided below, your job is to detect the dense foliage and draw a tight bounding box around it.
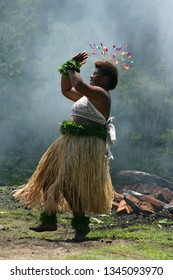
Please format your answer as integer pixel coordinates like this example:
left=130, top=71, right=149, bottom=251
left=0, top=0, right=173, bottom=185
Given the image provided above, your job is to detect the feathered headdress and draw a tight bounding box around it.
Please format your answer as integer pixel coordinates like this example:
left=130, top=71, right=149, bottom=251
left=89, top=42, right=133, bottom=70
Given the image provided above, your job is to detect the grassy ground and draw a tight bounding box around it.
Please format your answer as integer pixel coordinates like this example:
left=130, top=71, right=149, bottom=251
left=0, top=186, right=173, bottom=260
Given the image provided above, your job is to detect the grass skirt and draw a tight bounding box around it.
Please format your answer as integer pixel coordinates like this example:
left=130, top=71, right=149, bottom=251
left=13, top=135, right=114, bottom=214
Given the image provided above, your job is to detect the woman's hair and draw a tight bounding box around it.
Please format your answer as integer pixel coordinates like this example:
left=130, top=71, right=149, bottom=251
left=95, top=61, right=118, bottom=90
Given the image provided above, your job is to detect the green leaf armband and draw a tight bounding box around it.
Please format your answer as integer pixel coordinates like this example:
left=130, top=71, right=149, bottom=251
left=57, top=59, right=81, bottom=76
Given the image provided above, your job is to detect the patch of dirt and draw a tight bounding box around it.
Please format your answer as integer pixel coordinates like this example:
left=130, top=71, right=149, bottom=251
left=0, top=236, right=93, bottom=260
left=0, top=231, right=118, bottom=260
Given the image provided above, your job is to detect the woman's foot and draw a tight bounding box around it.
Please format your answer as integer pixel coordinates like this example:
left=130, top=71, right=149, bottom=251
left=30, top=212, right=58, bottom=232
left=29, top=223, right=57, bottom=232
left=71, top=215, right=90, bottom=241
left=73, top=226, right=90, bottom=241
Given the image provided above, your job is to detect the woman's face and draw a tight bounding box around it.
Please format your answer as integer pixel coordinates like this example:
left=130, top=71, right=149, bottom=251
left=90, top=68, right=105, bottom=86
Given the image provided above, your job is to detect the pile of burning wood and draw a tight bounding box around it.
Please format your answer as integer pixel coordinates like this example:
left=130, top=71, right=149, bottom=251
left=112, top=171, right=173, bottom=217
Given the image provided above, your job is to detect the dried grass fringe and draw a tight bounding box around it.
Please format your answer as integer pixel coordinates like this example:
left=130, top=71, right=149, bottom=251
left=13, top=135, right=114, bottom=214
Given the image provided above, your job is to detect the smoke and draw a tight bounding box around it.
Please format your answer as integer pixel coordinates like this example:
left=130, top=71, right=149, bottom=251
left=36, top=0, right=173, bottom=105
left=1, top=0, right=173, bottom=183
left=35, top=0, right=173, bottom=140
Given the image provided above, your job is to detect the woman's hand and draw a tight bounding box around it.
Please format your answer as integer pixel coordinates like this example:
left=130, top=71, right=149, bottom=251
left=72, top=51, right=89, bottom=66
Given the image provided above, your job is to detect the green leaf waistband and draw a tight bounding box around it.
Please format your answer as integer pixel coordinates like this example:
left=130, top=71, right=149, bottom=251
left=60, top=121, right=106, bottom=141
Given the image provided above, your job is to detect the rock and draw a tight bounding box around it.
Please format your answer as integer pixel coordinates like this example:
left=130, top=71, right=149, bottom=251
left=116, top=170, right=173, bottom=191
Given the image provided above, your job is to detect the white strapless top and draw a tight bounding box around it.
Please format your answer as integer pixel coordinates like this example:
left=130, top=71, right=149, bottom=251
left=71, top=96, right=116, bottom=159
left=71, top=96, right=106, bottom=125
